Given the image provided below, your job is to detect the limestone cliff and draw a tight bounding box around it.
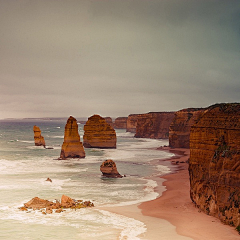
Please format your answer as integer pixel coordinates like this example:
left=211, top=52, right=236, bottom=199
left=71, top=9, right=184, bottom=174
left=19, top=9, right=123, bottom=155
left=114, top=117, right=127, bottom=129
left=33, top=125, right=45, bottom=147
left=59, top=116, right=85, bottom=159
left=169, top=108, right=205, bottom=148
left=83, top=114, right=116, bottom=149
left=126, top=114, right=141, bottom=133
left=189, top=103, right=240, bottom=228
left=135, top=112, right=175, bottom=139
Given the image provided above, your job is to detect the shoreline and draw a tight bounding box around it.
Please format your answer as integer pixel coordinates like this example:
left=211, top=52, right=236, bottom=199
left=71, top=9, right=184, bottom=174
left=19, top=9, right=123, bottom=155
left=99, top=147, right=240, bottom=239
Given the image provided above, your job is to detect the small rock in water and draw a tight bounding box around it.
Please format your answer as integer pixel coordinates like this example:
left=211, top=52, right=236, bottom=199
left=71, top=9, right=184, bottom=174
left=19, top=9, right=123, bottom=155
left=19, top=195, right=94, bottom=214
left=46, top=178, right=52, bottom=182
left=100, top=159, right=123, bottom=178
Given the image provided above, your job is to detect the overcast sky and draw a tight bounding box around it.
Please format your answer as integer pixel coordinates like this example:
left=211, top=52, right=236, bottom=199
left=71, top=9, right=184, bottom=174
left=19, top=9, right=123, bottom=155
left=0, top=0, right=239, bottom=119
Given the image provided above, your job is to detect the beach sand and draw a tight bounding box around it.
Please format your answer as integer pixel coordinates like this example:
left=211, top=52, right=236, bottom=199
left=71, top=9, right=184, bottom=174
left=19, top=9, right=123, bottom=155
left=99, top=148, right=240, bottom=240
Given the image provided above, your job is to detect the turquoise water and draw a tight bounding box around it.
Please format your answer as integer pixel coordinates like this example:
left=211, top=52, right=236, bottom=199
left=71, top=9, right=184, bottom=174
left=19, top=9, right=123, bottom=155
left=0, top=119, right=173, bottom=239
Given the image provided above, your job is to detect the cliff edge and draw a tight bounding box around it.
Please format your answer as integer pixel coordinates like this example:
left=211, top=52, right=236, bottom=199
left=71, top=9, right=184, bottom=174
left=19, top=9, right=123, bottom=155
left=189, top=103, right=240, bottom=228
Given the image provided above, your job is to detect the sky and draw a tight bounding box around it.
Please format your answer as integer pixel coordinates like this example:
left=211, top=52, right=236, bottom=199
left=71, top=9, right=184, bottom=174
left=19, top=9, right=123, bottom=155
left=0, top=0, right=240, bottom=119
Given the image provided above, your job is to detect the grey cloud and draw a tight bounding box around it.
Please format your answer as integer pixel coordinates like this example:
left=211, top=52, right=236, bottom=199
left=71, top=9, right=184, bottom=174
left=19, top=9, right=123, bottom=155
left=0, top=0, right=239, bottom=118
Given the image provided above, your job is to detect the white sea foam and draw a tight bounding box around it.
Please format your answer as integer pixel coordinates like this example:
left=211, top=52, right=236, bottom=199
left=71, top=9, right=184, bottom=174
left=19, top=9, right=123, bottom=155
left=156, top=164, right=171, bottom=175
left=20, top=140, right=34, bottom=143
left=97, top=210, right=146, bottom=240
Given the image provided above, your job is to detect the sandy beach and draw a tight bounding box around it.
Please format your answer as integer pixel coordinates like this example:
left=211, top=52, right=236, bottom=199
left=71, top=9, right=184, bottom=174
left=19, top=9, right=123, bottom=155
left=100, top=148, right=240, bottom=240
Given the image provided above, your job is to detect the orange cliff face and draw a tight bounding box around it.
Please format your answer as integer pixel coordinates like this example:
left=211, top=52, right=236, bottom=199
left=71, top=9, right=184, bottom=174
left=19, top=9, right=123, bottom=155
left=83, top=114, right=116, bottom=149
left=33, top=125, right=45, bottom=147
left=169, top=108, right=205, bottom=148
left=59, top=116, right=85, bottom=159
left=135, top=112, right=175, bottom=139
left=114, top=117, right=127, bottom=129
left=189, top=103, right=240, bottom=227
left=126, top=114, right=141, bottom=133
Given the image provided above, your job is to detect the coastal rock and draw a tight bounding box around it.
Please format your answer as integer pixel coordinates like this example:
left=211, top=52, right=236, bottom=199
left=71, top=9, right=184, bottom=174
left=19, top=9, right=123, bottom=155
left=126, top=114, right=141, bottom=133
left=104, top=117, right=114, bottom=128
left=33, top=125, right=45, bottom=147
left=24, top=197, right=52, bottom=209
left=59, top=116, right=85, bottom=159
left=114, top=117, right=127, bottom=129
left=135, top=112, right=175, bottom=139
left=21, top=195, right=94, bottom=214
left=189, top=103, right=240, bottom=227
left=169, top=108, right=205, bottom=148
left=61, top=195, right=75, bottom=208
left=100, top=159, right=122, bottom=178
left=83, top=115, right=116, bottom=149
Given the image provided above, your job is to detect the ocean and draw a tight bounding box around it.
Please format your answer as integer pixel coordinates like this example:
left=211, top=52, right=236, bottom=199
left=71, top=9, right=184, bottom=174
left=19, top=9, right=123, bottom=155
left=0, top=119, right=174, bottom=240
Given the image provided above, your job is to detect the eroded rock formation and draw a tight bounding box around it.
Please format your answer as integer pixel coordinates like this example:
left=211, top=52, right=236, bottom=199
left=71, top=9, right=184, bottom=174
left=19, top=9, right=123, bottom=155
left=33, top=125, right=45, bottom=147
left=189, top=103, right=240, bottom=227
left=135, top=112, right=175, bottom=139
left=114, top=117, right=127, bottom=129
left=59, top=116, right=85, bottom=159
left=169, top=108, right=205, bottom=148
left=126, top=114, right=141, bottom=133
left=100, top=159, right=122, bottom=178
left=20, top=195, right=94, bottom=214
left=104, top=117, right=114, bottom=128
left=83, top=114, right=116, bottom=149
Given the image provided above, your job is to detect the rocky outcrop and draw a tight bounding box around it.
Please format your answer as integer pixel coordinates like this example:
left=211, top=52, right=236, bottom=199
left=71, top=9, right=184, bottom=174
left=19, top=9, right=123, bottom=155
left=114, top=117, right=127, bottom=129
left=169, top=108, right=205, bottom=148
left=189, top=103, right=240, bottom=228
left=126, top=114, right=141, bottom=133
left=135, top=112, right=175, bottom=139
left=33, top=125, right=45, bottom=147
left=104, top=117, right=114, bottom=128
left=83, top=115, right=116, bottom=149
left=20, top=195, right=94, bottom=214
left=100, top=159, right=122, bottom=178
left=59, top=116, right=85, bottom=159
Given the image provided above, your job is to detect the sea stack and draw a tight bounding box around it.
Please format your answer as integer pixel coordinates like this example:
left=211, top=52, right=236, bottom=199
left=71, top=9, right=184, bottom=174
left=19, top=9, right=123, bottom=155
left=169, top=108, right=205, bottom=148
left=33, top=125, right=45, bottom=147
left=114, top=117, right=127, bottom=129
left=100, top=159, right=122, bottom=178
left=126, top=114, right=140, bottom=133
left=59, top=116, right=85, bottom=159
left=83, top=114, right=116, bottom=149
left=189, top=103, right=240, bottom=227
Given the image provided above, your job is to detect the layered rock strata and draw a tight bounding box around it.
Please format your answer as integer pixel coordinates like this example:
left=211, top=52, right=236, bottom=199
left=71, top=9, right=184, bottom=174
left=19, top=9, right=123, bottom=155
left=169, top=108, right=205, bottom=148
left=189, top=103, right=240, bottom=228
left=59, top=116, right=85, bottom=159
left=33, top=125, right=45, bottom=147
left=83, top=115, right=116, bottom=148
left=126, top=114, right=141, bottom=133
left=104, top=117, right=114, bottom=128
left=135, top=112, right=175, bottom=139
left=100, top=159, right=122, bottom=178
left=114, top=117, right=127, bottom=129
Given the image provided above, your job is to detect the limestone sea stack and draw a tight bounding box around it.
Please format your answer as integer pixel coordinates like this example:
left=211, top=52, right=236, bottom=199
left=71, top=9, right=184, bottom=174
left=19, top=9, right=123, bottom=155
left=33, top=125, right=45, bottom=147
left=169, top=108, right=205, bottom=148
left=126, top=114, right=141, bottom=133
left=100, top=159, right=122, bottom=178
left=114, top=117, right=127, bottom=129
left=135, top=112, right=175, bottom=139
left=104, top=117, right=114, bottom=128
left=59, top=116, right=85, bottom=159
left=83, top=114, right=116, bottom=149
left=189, top=103, right=240, bottom=228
